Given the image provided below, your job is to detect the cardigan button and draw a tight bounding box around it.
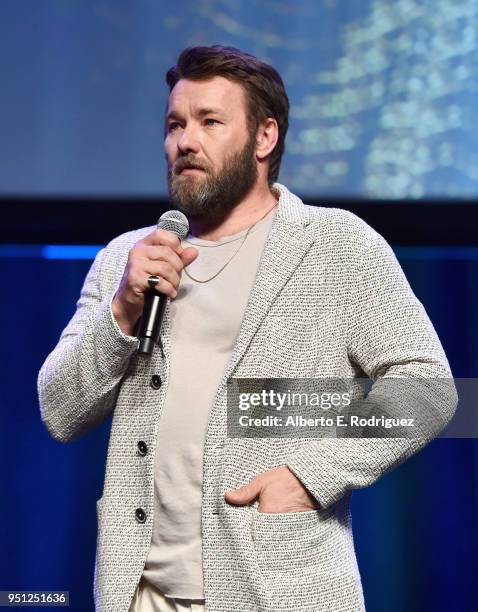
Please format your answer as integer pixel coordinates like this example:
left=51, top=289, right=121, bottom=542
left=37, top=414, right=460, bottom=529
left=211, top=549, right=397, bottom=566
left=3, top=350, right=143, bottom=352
left=137, top=441, right=148, bottom=456
left=135, top=508, right=146, bottom=523
left=150, top=375, right=162, bottom=390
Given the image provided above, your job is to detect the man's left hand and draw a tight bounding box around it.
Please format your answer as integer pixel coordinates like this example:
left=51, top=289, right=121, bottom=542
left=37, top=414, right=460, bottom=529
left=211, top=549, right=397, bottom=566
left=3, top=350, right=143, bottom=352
left=224, top=465, right=320, bottom=513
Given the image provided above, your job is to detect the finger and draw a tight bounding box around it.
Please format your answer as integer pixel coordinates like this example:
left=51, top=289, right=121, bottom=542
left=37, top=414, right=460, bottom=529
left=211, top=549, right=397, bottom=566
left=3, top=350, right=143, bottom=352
left=144, top=262, right=181, bottom=291
left=224, top=478, right=262, bottom=505
left=141, top=228, right=182, bottom=252
left=144, top=273, right=178, bottom=299
left=180, top=246, right=199, bottom=267
left=142, top=245, right=185, bottom=273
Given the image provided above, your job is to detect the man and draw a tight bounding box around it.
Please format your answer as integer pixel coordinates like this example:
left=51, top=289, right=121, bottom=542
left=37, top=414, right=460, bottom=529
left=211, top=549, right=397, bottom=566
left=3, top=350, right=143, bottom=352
left=38, top=45, right=456, bottom=612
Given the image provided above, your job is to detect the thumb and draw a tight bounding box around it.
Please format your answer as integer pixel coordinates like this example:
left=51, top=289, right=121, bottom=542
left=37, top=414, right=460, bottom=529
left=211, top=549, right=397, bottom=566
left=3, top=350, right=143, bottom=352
left=225, top=478, right=262, bottom=506
left=180, top=246, right=199, bottom=266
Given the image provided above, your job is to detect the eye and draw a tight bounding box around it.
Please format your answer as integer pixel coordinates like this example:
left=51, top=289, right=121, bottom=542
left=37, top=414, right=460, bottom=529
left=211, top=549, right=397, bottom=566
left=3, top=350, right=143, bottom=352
left=167, top=121, right=181, bottom=132
left=204, top=118, right=219, bottom=126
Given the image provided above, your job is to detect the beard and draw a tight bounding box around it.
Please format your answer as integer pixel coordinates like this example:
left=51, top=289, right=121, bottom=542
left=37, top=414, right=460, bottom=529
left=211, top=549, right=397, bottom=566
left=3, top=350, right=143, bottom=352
left=167, top=133, right=258, bottom=224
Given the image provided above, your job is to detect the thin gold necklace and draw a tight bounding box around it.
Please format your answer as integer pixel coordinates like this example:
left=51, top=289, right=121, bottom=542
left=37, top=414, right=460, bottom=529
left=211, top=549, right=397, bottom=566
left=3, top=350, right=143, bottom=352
left=183, top=202, right=278, bottom=284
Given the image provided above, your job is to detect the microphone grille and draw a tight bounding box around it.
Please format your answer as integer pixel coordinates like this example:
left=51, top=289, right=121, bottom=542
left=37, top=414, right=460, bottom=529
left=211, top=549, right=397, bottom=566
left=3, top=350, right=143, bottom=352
left=157, top=210, right=189, bottom=240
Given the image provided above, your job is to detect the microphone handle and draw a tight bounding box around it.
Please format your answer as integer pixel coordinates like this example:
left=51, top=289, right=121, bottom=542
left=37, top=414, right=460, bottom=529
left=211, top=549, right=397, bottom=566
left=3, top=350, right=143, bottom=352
left=137, top=289, right=167, bottom=356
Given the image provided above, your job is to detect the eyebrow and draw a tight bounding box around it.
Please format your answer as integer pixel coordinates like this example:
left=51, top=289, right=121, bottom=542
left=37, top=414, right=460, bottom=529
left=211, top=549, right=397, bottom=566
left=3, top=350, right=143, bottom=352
left=166, top=107, right=225, bottom=122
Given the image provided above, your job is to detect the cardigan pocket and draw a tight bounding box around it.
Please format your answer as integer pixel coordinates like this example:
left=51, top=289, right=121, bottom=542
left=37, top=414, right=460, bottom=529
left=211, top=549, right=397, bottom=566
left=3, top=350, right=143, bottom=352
left=250, top=504, right=365, bottom=611
left=251, top=505, right=335, bottom=571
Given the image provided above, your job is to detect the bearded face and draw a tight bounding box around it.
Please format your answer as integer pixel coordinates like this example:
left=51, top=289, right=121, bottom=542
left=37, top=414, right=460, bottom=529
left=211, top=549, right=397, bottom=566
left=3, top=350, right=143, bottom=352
left=167, top=129, right=258, bottom=223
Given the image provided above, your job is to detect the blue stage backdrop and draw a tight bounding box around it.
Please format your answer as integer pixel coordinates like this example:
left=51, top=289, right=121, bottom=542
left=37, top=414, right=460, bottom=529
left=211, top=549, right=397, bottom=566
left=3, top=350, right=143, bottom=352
left=0, top=249, right=477, bottom=612
left=1, top=0, right=478, bottom=198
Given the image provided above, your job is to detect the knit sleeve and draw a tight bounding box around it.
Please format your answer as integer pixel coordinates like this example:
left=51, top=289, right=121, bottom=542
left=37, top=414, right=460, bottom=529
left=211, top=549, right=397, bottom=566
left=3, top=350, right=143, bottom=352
left=286, top=231, right=457, bottom=510
left=37, top=246, right=139, bottom=443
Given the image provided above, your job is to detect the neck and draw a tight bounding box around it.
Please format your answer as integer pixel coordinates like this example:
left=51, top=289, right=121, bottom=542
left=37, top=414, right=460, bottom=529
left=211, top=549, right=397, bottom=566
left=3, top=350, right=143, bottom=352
left=188, top=182, right=279, bottom=241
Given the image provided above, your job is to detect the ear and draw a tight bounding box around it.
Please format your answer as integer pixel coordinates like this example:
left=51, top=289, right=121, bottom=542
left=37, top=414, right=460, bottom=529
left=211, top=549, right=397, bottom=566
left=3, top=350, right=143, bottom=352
left=255, top=118, right=279, bottom=161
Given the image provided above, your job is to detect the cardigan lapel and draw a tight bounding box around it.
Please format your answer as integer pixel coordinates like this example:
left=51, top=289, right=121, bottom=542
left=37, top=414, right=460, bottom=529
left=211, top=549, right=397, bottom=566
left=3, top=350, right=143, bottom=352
left=221, top=182, right=315, bottom=381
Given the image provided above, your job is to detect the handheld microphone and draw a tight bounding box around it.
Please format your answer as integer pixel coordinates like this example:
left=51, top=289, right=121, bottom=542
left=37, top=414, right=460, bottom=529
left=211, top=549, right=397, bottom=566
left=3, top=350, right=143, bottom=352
left=137, top=210, right=189, bottom=356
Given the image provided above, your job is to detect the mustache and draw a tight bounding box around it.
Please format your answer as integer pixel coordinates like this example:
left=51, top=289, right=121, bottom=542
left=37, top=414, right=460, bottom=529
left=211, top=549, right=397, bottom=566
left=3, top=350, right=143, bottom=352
left=173, top=156, right=210, bottom=175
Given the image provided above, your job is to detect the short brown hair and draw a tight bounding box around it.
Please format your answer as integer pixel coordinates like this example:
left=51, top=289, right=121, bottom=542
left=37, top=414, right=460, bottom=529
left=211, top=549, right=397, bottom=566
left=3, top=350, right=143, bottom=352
left=166, top=45, right=289, bottom=185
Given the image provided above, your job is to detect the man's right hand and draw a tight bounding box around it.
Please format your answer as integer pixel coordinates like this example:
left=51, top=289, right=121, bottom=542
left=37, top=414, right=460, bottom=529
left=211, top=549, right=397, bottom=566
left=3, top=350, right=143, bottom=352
left=112, top=228, right=198, bottom=336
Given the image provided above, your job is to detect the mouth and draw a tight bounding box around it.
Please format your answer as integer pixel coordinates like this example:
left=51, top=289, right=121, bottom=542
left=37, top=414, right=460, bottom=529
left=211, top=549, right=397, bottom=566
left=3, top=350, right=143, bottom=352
left=179, top=167, right=205, bottom=175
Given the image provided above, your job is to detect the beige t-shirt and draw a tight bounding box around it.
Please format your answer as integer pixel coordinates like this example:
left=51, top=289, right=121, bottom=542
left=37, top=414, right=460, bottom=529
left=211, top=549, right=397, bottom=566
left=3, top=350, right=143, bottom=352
left=142, top=205, right=277, bottom=598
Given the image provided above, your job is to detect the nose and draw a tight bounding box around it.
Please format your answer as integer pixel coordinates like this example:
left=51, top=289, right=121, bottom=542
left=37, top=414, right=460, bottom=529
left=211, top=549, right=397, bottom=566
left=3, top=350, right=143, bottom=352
left=177, top=124, right=200, bottom=155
